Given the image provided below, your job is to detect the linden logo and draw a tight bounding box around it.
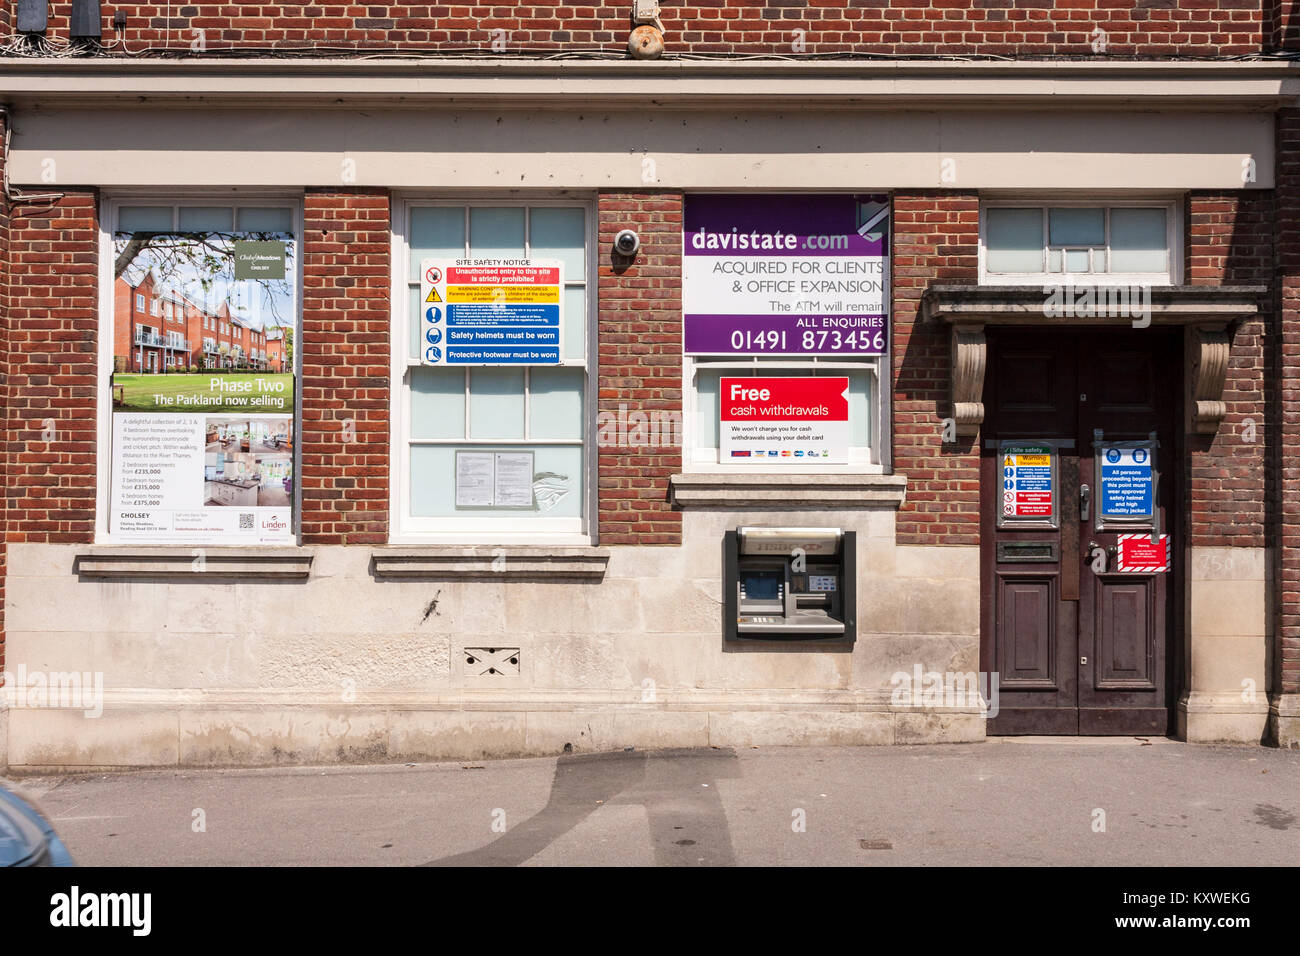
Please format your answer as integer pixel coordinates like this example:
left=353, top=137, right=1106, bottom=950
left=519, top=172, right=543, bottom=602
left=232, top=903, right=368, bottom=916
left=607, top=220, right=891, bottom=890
left=49, top=886, right=151, bottom=936
left=261, top=516, right=288, bottom=531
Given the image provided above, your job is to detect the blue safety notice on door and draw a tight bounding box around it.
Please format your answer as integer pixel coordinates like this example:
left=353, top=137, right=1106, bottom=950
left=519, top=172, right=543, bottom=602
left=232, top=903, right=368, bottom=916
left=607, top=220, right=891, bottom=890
left=1099, top=445, right=1154, bottom=518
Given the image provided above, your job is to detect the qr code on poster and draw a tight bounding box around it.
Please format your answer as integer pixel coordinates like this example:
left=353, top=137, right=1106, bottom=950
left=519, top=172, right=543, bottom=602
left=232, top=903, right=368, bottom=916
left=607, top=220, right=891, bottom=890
left=239, top=513, right=255, bottom=530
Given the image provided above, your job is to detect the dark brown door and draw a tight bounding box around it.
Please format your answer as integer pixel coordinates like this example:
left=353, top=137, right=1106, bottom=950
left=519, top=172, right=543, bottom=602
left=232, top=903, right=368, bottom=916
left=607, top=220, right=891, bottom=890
left=980, top=329, right=1176, bottom=735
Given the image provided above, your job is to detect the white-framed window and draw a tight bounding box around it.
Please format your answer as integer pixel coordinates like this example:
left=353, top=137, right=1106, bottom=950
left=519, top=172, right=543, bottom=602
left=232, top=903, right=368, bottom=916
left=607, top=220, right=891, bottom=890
left=684, top=357, right=884, bottom=471
left=390, top=198, right=595, bottom=543
left=151, top=298, right=160, bottom=316
left=135, top=293, right=145, bottom=311
left=980, top=200, right=1179, bottom=285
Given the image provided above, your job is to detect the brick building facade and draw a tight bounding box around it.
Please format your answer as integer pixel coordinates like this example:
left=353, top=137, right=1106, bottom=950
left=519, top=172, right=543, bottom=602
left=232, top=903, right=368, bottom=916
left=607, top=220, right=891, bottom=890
left=0, top=2, right=1297, bottom=767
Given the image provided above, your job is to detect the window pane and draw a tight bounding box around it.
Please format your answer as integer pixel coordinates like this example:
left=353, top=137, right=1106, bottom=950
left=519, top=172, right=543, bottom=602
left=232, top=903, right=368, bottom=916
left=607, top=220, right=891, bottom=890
left=178, top=207, right=233, bottom=232
left=410, top=444, right=583, bottom=517
left=985, top=208, right=1044, bottom=273
left=529, top=367, right=584, bottom=439
left=410, top=207, right=465, bottom=282
left=410, top=366, right=466, bottom=439
left=1047, top=248, right=1063, bottom=273
left=845, top=368, right=872, bottom=448
left=529, top=207, right=585, bottom=277
left=563, top=286, right=586, bottom=362
left=1048, top=207, right=1104, bottom=246
left=469, top=207, right=525, bottom=258
left=469, top=367, right=525, bottom=438
left=119, top=206, right=173, bottom=232
left=236, top=207, right=293, bottom=232
left=697, top=369, right=722, bottom=449
left=1110, top=207, right=1168, bottom=273
left=1065, top=249, right=1091, bottom=273
left=409, top=285, right=423, bottom=362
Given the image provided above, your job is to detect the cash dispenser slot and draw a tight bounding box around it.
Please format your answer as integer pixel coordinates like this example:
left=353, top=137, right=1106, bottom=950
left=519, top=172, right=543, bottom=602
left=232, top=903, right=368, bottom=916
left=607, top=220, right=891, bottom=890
left=724, top=526, right=856, bottom=644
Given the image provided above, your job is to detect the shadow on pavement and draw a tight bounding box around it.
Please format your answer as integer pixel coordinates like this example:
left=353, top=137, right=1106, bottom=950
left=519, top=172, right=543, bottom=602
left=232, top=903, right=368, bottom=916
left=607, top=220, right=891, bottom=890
left=423, top=748, right=741, bottom=867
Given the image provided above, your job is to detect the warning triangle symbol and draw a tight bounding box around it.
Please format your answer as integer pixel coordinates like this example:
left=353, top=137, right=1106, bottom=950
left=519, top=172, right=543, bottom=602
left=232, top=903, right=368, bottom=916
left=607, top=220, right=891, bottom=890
left=425, top=287, right=442, bottom=303
left=1003, top=456, right=1014, bottom=467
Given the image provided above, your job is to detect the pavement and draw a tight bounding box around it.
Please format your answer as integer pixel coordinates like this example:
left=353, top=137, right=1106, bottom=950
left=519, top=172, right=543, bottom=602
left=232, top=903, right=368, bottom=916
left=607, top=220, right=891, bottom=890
left=6, top=737, right=1299, bottom=866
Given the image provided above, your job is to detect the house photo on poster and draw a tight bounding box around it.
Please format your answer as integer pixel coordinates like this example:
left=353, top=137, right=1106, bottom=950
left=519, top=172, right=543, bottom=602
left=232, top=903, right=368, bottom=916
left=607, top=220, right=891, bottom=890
left=108, top=210, right=298, bottom=543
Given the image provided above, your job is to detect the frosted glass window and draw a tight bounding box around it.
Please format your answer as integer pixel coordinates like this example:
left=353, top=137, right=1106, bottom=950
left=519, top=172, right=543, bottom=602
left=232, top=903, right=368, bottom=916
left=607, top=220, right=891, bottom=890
left=409, top=286, right=424, bottom=361
left=469, top=367, right=526, bottom=439
left=411, top=367, right=466, bottom=440
left=410, top=207, right=465, bottom=282
left=529, top=207, right=586, bottom=276
left=1110, top=208, right=1168, bottom=273
left=119, top=206, right=173, bottom=232
left=178, top=207, right=233, bottom=232
left=1065, top=249, right=1092, bottom=273
left=846, top=369, right=872, bottom=448
left=1049, top=207, right=1104, bottom=246
left=236, top=208, right=293, bottom=232
left=986, top=208, right=1045, bottom=273
left=470, top=207, right=525, bottom=258
left=529, top=367, right=584, bottom=439
left=697, top=369, right=722, bottom=448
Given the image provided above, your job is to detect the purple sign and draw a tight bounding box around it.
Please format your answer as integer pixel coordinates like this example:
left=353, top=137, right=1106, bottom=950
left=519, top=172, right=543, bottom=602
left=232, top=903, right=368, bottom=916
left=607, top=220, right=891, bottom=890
left=682, top=194, right=889, bottom=356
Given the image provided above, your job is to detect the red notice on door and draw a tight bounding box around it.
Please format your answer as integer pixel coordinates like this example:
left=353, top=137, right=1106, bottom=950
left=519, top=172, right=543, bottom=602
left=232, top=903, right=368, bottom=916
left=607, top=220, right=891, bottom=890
left=720, top=377, right=850, bottom=463
left=1117, top=533, right=1170, bottom=573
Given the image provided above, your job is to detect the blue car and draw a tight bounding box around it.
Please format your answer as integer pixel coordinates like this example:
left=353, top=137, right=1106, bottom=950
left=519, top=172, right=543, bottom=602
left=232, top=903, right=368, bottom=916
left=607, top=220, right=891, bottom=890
left=0, top=783, right=74, bottom=866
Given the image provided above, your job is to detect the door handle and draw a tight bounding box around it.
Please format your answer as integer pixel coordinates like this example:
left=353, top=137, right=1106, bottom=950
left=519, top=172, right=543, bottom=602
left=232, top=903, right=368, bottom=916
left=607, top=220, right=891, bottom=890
left=1080, top=483, right=1091, bottom=523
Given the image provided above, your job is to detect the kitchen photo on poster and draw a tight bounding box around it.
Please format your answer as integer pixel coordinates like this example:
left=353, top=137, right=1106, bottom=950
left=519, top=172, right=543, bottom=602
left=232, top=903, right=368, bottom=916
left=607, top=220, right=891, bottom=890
left=109, top=221, right=297, bottom=543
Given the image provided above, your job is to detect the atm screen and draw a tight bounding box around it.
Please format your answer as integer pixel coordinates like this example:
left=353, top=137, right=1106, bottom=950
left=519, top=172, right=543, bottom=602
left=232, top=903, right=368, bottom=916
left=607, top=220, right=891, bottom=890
left=741, top=570, right=783, bottom=601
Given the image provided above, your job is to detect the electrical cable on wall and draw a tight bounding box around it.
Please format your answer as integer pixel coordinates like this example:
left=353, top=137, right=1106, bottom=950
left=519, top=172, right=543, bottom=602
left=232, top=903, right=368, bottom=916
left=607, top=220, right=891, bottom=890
left=0, top=107, right=64, bottom=206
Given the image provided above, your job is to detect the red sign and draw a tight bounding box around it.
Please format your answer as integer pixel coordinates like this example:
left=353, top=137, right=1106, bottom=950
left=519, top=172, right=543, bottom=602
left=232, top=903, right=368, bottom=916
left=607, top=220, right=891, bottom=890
left=719, top=377, right=850, bottom=463
left=720, top=377, right=849, bottom=421
left=1117, top=533, right=1170, bottom=573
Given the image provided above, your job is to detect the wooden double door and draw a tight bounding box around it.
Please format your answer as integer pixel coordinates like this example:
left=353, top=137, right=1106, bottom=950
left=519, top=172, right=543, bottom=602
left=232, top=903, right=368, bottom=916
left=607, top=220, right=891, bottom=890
left=980, top=329, right=1178, bottom=735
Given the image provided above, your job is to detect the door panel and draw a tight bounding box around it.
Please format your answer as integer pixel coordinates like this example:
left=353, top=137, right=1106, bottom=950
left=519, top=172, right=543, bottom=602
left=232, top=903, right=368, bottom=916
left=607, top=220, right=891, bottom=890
left=981, top=329, right=1176, bottom=736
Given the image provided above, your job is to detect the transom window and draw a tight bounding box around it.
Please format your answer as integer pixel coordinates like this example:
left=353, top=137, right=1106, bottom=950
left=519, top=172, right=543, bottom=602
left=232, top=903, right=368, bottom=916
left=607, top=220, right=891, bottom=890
left=981, top=201, right=1178, bottom=284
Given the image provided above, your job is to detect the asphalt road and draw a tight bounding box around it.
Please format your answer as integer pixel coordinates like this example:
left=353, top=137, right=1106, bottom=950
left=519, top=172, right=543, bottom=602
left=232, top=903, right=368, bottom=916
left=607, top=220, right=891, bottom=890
left=8, top=738, right=1299, bottom=866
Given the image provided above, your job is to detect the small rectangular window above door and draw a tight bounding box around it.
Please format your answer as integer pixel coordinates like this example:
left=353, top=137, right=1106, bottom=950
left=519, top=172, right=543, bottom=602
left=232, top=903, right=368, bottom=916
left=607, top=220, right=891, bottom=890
left=981, top=202, right=1178, bottom=286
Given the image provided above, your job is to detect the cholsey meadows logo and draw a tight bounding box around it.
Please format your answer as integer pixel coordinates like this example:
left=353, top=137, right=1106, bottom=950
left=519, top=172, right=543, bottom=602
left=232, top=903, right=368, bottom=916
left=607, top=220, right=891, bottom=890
left=890, top=666, right=1000, bottom=717
left=50, top=887, right=151, bottom=936
left=0, top=665, right=103, bottom=718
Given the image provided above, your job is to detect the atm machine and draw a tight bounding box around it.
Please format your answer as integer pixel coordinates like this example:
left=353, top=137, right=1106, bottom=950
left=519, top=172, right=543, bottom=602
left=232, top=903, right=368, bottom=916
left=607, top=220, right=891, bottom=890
left=724, top=527, right=856, bottom=644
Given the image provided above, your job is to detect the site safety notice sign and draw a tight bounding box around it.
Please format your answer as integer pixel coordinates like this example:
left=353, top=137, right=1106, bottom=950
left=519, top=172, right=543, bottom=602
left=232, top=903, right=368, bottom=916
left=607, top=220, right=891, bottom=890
left=719, top=377, right=850, bottom=463
left=1117, top=533, right=1170, bottom=573
left=1000, top=443, right=1056, bottom=524
left=420, top=258, right=563, bottom=366
left=1099, top=444, right=1155, bottom=520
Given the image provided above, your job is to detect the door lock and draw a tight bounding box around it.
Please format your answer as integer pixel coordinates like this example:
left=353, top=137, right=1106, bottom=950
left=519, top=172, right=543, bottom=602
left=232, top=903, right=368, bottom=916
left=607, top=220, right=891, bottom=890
left=1080, top=483, right=1091, bottom=522
left=1080, top=657, right=1088, bottom=665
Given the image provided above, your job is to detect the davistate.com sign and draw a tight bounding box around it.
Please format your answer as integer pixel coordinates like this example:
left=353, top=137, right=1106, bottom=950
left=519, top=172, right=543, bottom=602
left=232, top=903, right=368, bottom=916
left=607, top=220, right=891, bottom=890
left=682, top=193, right=889, bottom=357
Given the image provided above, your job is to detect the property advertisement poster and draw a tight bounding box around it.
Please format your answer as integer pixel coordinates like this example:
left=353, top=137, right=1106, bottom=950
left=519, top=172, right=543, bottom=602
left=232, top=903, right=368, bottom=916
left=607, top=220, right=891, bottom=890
left=719, top=377, right=850, bottom=463
left=683, top=194, right=889, bottom=356
left=420, top=258, right=563, bottom=365
left=109, top=223, right=296, bottom=543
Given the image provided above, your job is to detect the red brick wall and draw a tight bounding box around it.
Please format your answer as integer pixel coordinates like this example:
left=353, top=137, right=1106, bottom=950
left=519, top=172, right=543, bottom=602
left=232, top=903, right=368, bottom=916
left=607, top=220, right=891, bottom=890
left=300, top=189, right=391, bottom=545
left=891, top=191, right=980, bottom=546
left=14, top=2, right=1268, bottom=56
left=1276, top=111, right=1300, bottom=697
left=597, top=192, right=682, bottom=545
left=4, top=192, right=99, bottom=549
left=1185, top=192, right=1271, bottom=551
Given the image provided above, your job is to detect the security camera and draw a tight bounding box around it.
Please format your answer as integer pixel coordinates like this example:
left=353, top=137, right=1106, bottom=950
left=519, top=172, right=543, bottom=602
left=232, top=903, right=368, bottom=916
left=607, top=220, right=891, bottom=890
left=613, top=229, right=641, bottom=257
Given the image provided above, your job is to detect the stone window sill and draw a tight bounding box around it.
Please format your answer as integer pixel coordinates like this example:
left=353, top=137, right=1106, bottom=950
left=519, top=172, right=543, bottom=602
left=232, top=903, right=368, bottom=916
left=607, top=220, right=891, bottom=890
left=669, top=473, right=907, bottom=509
left=75, top=547, right=313, bottom=579
left=371, top=547, right=610, bottom=580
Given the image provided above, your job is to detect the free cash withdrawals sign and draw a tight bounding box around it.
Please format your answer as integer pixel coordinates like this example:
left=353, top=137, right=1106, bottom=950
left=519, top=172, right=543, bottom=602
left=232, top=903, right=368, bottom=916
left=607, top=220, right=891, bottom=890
left=720, top=377, right=850, bottom=463
left=683, top=194, right=888, bottom=356
left=420, top=259, right=563, bottom=365
left=1001, top=444, right=1055, bottom=521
